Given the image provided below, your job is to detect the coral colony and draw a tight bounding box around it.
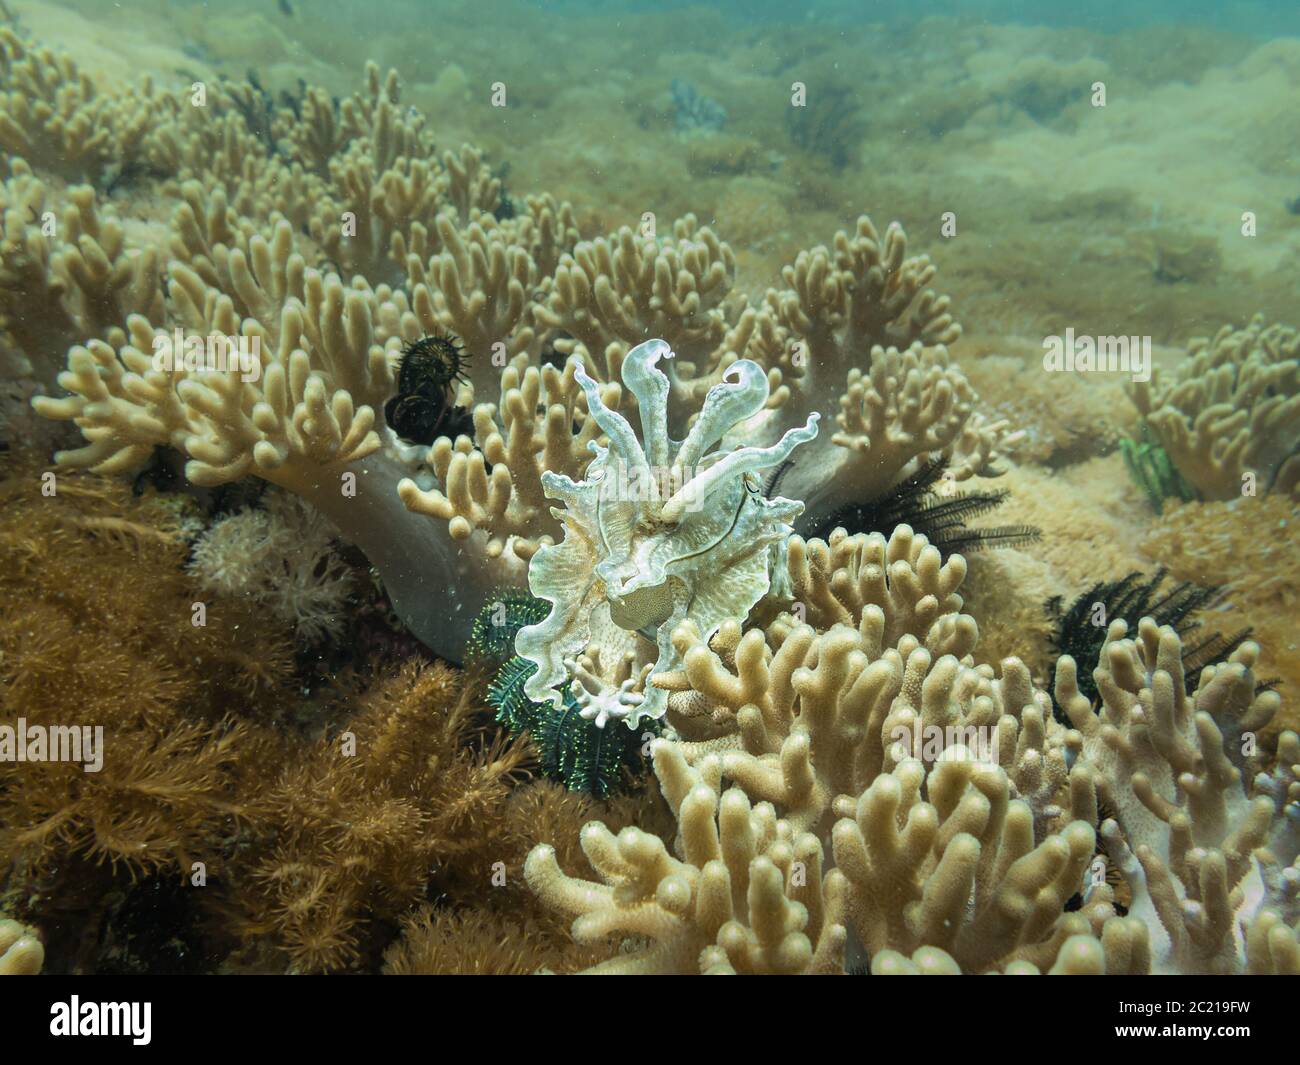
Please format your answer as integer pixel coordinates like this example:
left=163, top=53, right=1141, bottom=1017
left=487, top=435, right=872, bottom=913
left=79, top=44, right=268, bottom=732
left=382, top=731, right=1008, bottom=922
left=0, top=20, right=1297, bottom=980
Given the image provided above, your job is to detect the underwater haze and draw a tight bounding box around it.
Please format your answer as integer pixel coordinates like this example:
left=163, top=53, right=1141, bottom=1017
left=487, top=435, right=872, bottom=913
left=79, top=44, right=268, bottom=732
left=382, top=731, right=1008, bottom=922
left=0, top=0, right=1298, bottom=988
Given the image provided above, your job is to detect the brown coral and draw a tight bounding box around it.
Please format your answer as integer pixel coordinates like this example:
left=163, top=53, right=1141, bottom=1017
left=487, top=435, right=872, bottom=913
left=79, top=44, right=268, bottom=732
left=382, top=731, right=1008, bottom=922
left=0, top=450, right=295, bottom=965
left=1142, top=494, right=1300, bottom=726
left=224, top=659, right=533, bottom=972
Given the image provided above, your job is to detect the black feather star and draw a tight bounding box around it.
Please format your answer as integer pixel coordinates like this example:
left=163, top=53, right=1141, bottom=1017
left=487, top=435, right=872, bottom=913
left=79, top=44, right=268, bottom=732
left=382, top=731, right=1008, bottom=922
left=1044, top=567, right=1269, bottom=722
left=792, top=456, right=1041, bottom=556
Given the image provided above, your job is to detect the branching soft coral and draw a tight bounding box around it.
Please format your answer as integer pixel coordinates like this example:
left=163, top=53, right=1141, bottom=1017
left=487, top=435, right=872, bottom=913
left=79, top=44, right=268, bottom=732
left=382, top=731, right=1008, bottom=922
left=0, top=161, right=163, bottom=392
left=527, top=212, right=1012, bottom=517
left=535, top=213, right=737, bottom=376
left=26, top=58, right=582, bottom=659
left=768, top=216, right=961, bottom=374
left=1129, top=315, right=1300, bottom=499
left=525, top=527, right=1079, bottom=972
left=0, top=30, right=116, bottom=182
left=28, top=200, right=489, bottom=654
left=1054, top=620, right=1297, bottom=973
left=746, top=219, right=1019, bottom=526
left=526, top=734, right=1101, bottom=974
left=404, top=211, right=543, bottom=358
left=399, top=354, right=619, bottom=566
left=525, top=525, right=1299, bottom=974
left=526, top=741, right=849, bottom=974
left=25, top=45, right=1017, bottom=673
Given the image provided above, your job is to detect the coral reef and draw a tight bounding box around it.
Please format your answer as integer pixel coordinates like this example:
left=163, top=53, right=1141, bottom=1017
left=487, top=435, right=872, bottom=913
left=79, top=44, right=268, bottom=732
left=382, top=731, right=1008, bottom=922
left=0, top=453, right=294, bottom=884
left=27, top=195, right=472, bottom=654
left=3, top=9, right=1298, bottom=985
left=525, top=526, right=1300, bottom=975
left=223, top=659, right=533, bottom=972
left=0, top=450, right=659, bottom=974
left=20, top=30, right=1014, bottom=661
left=0, top=450, right=298, bottom=969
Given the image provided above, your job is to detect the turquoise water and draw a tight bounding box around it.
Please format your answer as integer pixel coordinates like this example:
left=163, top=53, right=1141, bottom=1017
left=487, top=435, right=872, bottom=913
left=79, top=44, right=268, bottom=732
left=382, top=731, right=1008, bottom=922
left=523, top=0, right=1300, bottom=34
